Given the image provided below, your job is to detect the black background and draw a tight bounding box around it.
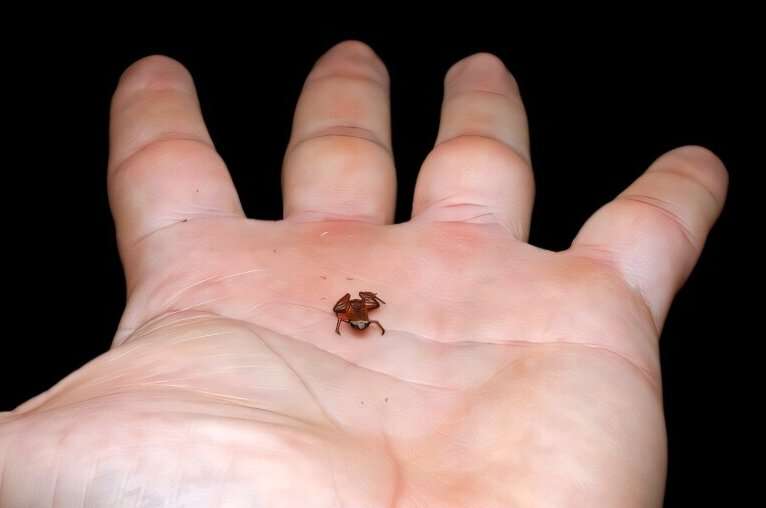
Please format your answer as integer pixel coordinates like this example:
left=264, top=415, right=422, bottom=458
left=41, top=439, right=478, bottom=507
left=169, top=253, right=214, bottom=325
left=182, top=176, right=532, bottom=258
left=4, top=25, right=754, bottom=507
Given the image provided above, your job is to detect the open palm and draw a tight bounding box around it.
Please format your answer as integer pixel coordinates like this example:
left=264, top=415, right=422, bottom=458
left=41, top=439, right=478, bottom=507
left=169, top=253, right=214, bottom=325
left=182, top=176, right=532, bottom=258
left=0, top=42, right=727, bottom=507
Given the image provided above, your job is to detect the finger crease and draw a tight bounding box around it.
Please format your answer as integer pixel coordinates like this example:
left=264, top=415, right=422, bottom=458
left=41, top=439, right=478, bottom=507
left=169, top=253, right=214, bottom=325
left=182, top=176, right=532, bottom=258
left=288, top=127, right=392, bottom=156
left=618, top=194, right=700, bottom=251
left=434, top=133, right=530, bottom=165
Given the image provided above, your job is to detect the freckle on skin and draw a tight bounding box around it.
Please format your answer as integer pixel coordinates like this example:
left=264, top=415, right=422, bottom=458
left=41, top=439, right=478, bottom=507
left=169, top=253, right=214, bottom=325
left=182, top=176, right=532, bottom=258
left=346, top=277, right=354, bottom=281
left=320, top=275, right=327, bottom=280
left=273, top=249, right=277, bottom=253
left=385, top=397, right=389, bottom=403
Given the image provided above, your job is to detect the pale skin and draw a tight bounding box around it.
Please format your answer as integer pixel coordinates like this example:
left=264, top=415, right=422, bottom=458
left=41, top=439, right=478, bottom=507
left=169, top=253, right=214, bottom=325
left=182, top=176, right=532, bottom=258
left=0, top=41, right=727, bottom=507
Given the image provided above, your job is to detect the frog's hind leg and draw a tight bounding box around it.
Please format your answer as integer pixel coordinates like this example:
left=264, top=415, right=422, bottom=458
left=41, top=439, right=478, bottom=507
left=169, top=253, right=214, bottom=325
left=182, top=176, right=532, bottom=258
left=368, top=320, right=385, bottom=335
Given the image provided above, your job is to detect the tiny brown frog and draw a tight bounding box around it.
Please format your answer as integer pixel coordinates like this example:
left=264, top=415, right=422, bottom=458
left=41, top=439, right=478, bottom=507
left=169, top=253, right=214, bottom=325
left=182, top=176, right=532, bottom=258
left=333, top=291, right=386, bottom=335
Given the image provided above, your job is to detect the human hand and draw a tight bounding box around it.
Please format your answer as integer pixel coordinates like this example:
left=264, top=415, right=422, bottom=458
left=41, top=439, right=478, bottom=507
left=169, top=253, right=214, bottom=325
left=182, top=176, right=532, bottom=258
left=0, top=41, right=727, bottom=507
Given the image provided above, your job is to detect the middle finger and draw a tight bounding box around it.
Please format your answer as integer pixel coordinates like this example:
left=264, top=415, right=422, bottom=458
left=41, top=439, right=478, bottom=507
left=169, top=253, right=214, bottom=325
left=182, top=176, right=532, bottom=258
left=282, top=41, right=397, bottom=224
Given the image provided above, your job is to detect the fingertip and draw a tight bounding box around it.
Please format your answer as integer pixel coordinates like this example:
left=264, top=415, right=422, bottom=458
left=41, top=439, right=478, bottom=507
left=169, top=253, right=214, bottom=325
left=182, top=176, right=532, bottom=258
left=447, top=52, right=507, bottom=76
left=313, top=40, right=389, bottom=85
left=445, top=52, right=519, bottom=94
left=326, top=39, right=381, bottom=59
left=115, top=55, right=195, bottom=100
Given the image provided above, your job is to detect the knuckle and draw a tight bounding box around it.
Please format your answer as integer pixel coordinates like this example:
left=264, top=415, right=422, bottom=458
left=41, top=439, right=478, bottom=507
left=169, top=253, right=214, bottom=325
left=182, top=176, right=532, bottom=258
left=287, top=128, right=392, bottom=164
left=426, top=134, right=532, bottom=182
left=109, top=138, right=220, bottom=188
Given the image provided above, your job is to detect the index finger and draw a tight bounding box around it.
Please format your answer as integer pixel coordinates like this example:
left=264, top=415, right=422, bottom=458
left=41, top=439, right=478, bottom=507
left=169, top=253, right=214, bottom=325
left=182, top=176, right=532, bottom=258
left=108, top=56, right=244, bottom=281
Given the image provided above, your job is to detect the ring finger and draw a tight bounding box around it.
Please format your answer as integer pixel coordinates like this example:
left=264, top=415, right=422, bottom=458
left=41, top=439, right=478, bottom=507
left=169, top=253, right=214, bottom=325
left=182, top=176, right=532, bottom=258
left=412, top=53, right=534, bottom=240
